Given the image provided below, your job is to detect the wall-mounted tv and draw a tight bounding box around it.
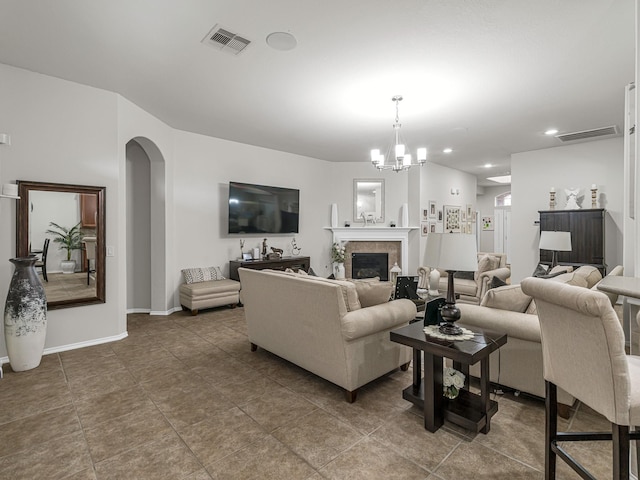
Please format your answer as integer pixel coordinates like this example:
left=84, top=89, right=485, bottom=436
left=228, top=181, right=300, bottom=234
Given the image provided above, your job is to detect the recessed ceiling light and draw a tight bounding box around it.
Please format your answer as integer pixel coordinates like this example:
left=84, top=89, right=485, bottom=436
left=443, top=148, right=452, bottom=153
left=484, top=163, right=492, bottom=168
left=266, top=32, right=297, bottom=51
left=487, top=175, right=511, bottom=184
left=544, top=128, right=558, bottom=135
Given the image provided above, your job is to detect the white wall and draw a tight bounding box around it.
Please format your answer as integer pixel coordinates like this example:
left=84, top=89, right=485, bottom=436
left=476, top=185, right=511, bottom=252
left=511, top=137, right=624, bottom=283
left=0, top=62, right=487, bottom=359
left=126, top=141, right=151, bottom=311
left=418, top=163, right=478, bottom=267
left=0, top=63, right=123, bottom=358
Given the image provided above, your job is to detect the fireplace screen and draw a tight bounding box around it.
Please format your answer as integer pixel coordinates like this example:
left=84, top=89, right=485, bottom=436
left=351, top=253, right=389, bottom=281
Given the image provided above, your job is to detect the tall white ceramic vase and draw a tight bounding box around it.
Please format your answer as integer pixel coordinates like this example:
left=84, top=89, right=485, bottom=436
left=4, top=257, right=47, bottom=371
left=334, top=262, right=346, bottom=280
left=330, top=203, right=338, bottom=228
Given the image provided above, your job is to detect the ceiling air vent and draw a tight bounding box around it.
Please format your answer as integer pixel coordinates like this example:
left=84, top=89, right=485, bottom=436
left=201, top=24, right=251, bottom=55
left=555, top=125, right=619, bottom=143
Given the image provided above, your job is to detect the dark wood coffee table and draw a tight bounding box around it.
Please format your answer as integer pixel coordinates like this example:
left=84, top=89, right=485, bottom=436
left=390, top=322, right=506, bottom=434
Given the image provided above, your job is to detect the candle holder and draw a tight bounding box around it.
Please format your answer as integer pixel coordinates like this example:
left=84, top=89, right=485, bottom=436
left=549, top=190, right=556, bottom=210
left=591, top=187, right=598, bottom=208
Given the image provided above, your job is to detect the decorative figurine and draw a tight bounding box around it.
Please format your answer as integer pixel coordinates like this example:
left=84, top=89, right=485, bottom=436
left=565, top=188, right=581, bottom=210
left=291, top=238, right=302, bottom=256
left=239, top=239, right=245, bottom=260
left=262, top=238, right=268, bottom=258
left=591, top=184, right=598, bottom=208
left=549, top=187, right=556, bottom=210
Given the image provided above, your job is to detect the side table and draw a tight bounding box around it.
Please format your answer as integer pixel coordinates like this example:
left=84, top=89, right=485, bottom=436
left=390, top=322, right=507, bottom=433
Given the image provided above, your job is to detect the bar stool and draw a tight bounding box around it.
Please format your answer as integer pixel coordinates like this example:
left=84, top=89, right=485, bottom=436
left=522, top=277, right=640, bottom=479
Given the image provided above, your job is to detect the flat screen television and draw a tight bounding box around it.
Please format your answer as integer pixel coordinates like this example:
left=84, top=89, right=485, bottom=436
left=228, top=181, right=300, bottom=234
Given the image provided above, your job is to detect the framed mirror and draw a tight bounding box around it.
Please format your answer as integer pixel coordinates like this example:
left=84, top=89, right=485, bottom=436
left=353, top=179, right=384, bottom=223
left=17, top=181, right=106, bottom=310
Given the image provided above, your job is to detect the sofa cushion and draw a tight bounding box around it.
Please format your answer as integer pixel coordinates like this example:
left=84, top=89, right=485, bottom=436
left=349, top=278, right=392, bottom=307
left=289, top=274, right=361, bottom=311
left=182, top=266, right=225, bottom=284
left=481, top=284, right=532, bottom=313
left=572, top=265, right=602, bottom=289
left=475, top=254, right=501, bottom=280
left=549, top=272, right=588, bottom=288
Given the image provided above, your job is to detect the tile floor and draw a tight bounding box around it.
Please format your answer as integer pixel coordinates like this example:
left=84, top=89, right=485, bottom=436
left=0, top=307, right=618, bottom=479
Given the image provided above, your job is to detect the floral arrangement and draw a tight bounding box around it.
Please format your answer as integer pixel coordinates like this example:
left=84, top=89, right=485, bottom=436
left=331, top=242, right=346, bottom=263
left=443, top=367, right=465, bottom=399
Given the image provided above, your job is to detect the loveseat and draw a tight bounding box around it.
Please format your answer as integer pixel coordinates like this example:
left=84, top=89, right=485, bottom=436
left=238, top=268, right=416, bottom=402
left=418, top=252, right=511, bottom=305
left=457, top=265, right=623, bottom=416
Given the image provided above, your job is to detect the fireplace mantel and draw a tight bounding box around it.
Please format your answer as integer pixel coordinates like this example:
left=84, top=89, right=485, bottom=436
left=327, top=227, right=416, bottom=274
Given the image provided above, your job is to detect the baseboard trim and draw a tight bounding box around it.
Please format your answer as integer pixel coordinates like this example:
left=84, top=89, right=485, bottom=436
left=126, top=307, right=182, bottom=316
left=126, top=308, right=151, bottom=314
left=0, top=331, right=128, bottom=366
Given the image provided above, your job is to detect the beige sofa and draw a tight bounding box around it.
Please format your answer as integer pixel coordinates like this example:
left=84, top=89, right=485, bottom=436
left=418, top=252, right=511, bottom=305
left=457, top=265, right=623, bottom=416
left=239, top=268, right=416, bottom=402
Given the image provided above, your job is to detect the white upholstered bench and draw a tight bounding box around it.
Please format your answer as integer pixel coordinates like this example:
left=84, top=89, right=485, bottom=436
left=179, top=267, right=240, bottom=315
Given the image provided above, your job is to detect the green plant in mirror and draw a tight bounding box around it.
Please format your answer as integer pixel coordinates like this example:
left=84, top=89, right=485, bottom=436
left=46, top=222, right=83, bottom=260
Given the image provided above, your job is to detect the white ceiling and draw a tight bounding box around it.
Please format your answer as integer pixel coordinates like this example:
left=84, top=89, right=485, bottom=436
left=0, top=1, right=634, bottom=186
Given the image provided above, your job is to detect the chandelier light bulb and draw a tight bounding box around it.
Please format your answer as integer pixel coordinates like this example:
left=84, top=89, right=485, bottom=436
left=395, top=144, right=405, bottom=159
left=417, top=148, right=427, bottom=162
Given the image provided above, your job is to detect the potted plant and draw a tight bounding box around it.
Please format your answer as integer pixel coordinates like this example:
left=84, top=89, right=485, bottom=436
left=46, top=222, right=83, bottom=274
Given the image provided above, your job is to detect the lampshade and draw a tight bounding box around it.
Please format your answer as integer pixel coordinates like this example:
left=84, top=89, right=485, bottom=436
left=539, top=231, right=572, bottom=252
left=424, top=233, right=478, bottom=272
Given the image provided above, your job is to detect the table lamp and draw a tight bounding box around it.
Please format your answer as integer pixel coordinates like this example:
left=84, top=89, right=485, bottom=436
left=539, top=231, right=572, bottom=268
left=423, top=233, right=478, bottom=335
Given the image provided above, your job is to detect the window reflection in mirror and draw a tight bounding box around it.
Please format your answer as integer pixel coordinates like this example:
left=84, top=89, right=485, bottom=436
left=353, top=179, right=384, bottom=223
left=17, top=181, right=105, bottom=309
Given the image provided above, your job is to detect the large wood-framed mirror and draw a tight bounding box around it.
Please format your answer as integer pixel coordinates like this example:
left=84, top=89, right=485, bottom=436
left=16, top=181, right=106, bottom=309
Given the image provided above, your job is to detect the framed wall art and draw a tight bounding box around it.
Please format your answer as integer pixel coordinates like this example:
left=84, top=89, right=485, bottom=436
left=429, top=200, right=437, bottom=218
left=443, top=205, right=461, bottom=233
left=421, top=222, right=429, bottom=236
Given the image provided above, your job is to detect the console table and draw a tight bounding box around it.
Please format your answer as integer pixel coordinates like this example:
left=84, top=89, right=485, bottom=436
left=229, top=256, right=311, bottom=281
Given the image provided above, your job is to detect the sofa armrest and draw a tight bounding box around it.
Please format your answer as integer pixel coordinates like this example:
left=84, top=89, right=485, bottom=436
left=341, top=299, right=417, bottom=341
left=477, top=267, right=511, bottom=300
left=458, top=304, right=541, bottom=343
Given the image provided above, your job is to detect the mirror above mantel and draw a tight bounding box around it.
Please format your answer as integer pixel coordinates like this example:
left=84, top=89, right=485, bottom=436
left=16, top=181, right=106, bottom=309
left=353, top=179, right=384, bottom=224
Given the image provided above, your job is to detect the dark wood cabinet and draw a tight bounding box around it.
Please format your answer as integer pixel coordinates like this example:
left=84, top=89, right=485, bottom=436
left=538, top=209, right=605, bottom=274
left=80, top=194, right=98, bottom=228
left=229, top=256, right=311, bottom=281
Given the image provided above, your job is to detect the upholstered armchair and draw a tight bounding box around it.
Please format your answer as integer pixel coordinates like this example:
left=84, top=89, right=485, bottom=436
left=418, top=252, right=510, bottom=304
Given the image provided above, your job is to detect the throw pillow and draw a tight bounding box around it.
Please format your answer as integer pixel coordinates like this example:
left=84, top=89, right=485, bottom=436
left=537, top=270, right=569, bottom=280
left=480, top=284, right=532, bottom=313
left=349, top=279, right=392, bottom=307
left=476, top=254, right=500, bottom=280
left=490, top=276, right=507, bottom=289
left=181, top=266, right=226, bottom=284
left=532, top=264, right=549, bottom=277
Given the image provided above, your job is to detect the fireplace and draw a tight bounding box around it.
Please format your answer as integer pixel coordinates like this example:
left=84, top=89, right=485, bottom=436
left=352, top=253, right=389, bottom=280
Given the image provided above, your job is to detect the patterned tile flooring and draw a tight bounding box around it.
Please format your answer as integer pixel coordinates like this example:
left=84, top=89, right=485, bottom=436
left=0, top=307, right=617, bottom=479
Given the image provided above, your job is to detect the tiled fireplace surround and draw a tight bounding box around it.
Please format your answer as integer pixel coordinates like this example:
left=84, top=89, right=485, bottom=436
left=330, top=228, right=412, bottom=279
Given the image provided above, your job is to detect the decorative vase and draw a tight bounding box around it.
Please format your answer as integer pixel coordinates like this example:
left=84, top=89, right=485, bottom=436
left=335, top=262, right=346, bottom=280
left=4, top=257, right=47, bottom=371
left=61, top=260, right=76, bottom=274
left=330, top=203, right=338, bottom=228
left=428, top=268, right=440, bottom=296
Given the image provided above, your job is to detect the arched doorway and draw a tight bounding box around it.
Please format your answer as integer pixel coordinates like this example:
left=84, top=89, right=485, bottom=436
left=125, top=137, right=167, bottom=314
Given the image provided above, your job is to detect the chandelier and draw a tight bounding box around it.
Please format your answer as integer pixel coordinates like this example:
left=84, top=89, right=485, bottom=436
left=370, top=95, right=427, bottom=172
